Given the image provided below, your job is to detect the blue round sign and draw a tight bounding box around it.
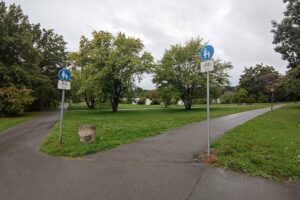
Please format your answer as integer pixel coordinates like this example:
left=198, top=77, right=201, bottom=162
left=199, top=45, right=214, bottom=61
left=58, top=68, right=71, bottom=81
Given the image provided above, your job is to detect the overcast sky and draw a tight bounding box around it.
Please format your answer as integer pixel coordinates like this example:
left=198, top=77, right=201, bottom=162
left=6, top=0, right=288, bottom=89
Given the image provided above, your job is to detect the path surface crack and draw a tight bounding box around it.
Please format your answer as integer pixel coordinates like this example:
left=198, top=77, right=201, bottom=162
left=185, top=167, right=206, bottom=200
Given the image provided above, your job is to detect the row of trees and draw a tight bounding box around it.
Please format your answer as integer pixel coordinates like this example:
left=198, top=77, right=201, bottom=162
left=1, top=0, right=299, bottom=115
left=69, top=0, right=300, bottom=111
left=70, top=35, right=232, bottom=111
left=0, top=2, right=67, bottom=115
left=220, top=64, right=299, bottom=104
left=220, top=0, right=300, bottom=104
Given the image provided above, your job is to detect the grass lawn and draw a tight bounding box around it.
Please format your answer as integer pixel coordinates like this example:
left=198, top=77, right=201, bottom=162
left=211, top=104, right=300, bottom=180
left=69, top=102, right=274, bottom=110
left=41, top=103, right=271, bottom=157
left=0, top=112, right=36, bottom=133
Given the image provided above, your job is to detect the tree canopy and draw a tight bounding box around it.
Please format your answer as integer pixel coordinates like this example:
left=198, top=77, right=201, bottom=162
left=153, top=38, right=232, bottom=109
left=0, top=2, right=67, bottom=111
left=239, top=64, right=281, bottom=102
left=271, top=0, right=300, bottom=68
left=71, top=31, right=154, bottom=112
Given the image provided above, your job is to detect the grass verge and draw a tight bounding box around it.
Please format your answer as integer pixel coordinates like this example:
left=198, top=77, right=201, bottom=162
left=0, top=112, right=36, bottom=133
left=40, top=104, right=270, bottom=157
left=211, top=104, right=300, bottom=180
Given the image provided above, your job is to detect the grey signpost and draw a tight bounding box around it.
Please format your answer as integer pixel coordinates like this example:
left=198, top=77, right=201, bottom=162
left=199, top=45, right=214, bottom=157
left=57, top=68, right=71, bottom=144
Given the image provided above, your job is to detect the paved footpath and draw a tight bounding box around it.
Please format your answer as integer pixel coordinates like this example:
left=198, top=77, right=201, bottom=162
left=0, top=106, right=299, bottom=200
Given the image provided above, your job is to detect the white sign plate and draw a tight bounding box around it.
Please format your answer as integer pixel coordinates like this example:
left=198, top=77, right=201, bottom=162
left=58, top=80, right=71, bottom=90
left=201, top=60, right=214, bottom=72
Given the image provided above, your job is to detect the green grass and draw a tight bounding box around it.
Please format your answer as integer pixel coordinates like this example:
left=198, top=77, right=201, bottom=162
left=69, top=102, right=273, bottom=110
left=0, top=112, right=36, bottom=133
left=212, top=104, right=300, bottom=180
left=40, top=104, right=271, bottom=157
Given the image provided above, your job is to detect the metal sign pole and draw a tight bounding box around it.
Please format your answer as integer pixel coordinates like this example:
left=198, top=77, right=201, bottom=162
left=59, top=89, right=65, bottom=144
left=207, top=69, right=210, bottom=157
left=199, top=44, right=214, bottom=157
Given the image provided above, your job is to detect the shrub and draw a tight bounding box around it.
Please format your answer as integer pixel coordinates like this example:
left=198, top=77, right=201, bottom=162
left=235, top=88, right=248, bottom=104
left=220, top=91, right=236, bottom=104
left=0, top=87, right=35, bottom=116
left=258, top=95, right=269, bottom=103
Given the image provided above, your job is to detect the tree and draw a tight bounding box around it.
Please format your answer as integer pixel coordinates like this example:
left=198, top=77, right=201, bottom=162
left=235, top=88, right=248, bottom=104
left=153, top=38, right=232, bottom=109
left=157, top=85, right=178, bottom=108
left=31, top=24, right=67, bottom=110
left=72, top=31, right=154, bottom=112
left=271, top=0, right=300, bottom=68
left=239, top=64, right=281, bottom=102
left=281, top=65, right=300, bottom=101
left=0, top=2, right=67, bottom=110
left=220, top=91, right=236, bottom=104
left=147, top=90, right=160, bottom=105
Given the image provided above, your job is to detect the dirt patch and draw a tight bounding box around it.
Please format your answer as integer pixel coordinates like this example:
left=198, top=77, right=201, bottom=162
left=194, top=148, right=218, bottom=165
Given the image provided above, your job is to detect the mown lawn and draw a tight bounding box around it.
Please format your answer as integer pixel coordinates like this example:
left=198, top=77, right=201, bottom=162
left=40, top=104, right=270, bottom=157
left=0, top=112, right=36, bottom=133
left=212, top=104, right=300, bottom=180
left=69, top=102, right=273, bottom=110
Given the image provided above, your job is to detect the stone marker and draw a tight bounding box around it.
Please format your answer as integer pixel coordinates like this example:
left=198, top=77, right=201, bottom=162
left=78, top=125, right=96, bottom=142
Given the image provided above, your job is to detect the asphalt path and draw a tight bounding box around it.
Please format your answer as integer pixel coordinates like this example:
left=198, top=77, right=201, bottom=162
left=0, top=105, right=299, bottom=200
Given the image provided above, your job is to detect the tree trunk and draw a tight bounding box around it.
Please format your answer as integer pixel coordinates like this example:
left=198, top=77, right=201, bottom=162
left=183, top=96, right=192, bottom=110
left=111, top=97, right=119, bottom=112
left=83, top=92, right=95, bottom=109
left=184, top=101, right=192, bottom=109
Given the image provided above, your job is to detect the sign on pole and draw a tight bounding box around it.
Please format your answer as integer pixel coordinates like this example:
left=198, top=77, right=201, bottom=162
left=199, top=45, right=214, bottom=157
left=57, top=68, right=71, bottom=145
left=58, top=68, right=71, bottom=81
left=201, top=60, right=214, bottom=72
left=199, top=45, right=214, bottom=61
left=58, top=80, right=71, bottom=90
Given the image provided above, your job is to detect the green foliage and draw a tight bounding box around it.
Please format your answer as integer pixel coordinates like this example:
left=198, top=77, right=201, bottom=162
left=213, top=105, right=300, bottom=180
left=220, top=91, right=236, bottom=104
left=239, top=64, right=281, bottom=102
left=71, top=31, right=154, bottom=112
left=157, top=85, right=179, bottom=107
left=0, top=87, right=35, bottom=116
left=281, top=65, right=300, bottom=101
left=235, top=88, right=248, bottom=104
left=271, top=0, right=300, bottom=68
left=147, top=90, right=160, bottom=105
left=153, top=38, right=232, bottom=110
left=0, top=2, right=67, bottom=110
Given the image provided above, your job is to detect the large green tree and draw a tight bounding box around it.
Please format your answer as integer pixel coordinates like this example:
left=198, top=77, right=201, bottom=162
left=153, top=38, right=232, bottom=109
left=239, top=64, right=281, bottom=102
left=272, top=0, right=300, bottom=102
left=271, top=0, right=300, bottom=68
left=0, top=2, right=67, bottom=110
left=281, top=65, right=300, bottom=101
left=71, top=31, right=154, bottom=112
